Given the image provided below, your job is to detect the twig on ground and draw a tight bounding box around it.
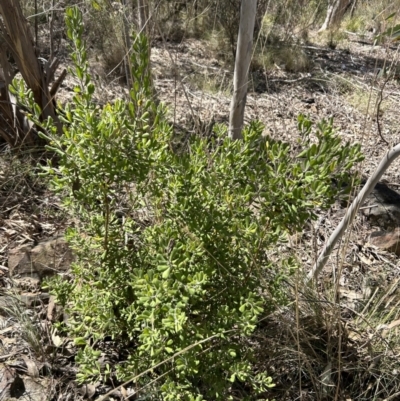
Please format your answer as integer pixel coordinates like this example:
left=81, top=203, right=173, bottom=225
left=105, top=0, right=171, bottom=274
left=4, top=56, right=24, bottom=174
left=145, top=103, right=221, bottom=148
left=376, top=74, right=390, bottom=145
left=307, top=143, right=400, bottom=283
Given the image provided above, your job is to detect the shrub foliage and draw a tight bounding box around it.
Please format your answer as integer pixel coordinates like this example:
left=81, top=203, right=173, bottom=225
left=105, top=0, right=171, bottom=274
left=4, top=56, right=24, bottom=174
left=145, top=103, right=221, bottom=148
left=11, top=6, right=363, bottom=400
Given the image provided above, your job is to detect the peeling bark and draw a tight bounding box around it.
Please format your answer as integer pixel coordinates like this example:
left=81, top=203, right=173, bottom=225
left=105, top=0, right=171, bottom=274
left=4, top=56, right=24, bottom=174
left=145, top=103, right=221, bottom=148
left=0, top=0, right=62, bottom=147
left=319, top=0, right=353, bottom=32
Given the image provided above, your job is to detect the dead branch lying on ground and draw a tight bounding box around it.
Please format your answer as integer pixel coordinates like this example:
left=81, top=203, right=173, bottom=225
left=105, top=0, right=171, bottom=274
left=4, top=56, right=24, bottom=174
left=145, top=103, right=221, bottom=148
left=308, top=143, right=400, bottom=283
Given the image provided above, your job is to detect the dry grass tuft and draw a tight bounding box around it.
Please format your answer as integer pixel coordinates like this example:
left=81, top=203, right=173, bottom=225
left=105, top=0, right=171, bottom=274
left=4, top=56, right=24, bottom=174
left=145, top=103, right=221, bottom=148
left=346, top=87, right=389, bottom=117
left=252, top=43, right=313, bottom=73
left=253, top=269, right=400, bottom=400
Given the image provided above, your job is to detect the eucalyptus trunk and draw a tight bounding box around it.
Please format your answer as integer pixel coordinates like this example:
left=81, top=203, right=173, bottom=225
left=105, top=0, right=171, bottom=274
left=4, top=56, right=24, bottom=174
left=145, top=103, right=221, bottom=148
left=228, top=0, right=257, bottom=140
left=319, top=0, right=353, bottom=31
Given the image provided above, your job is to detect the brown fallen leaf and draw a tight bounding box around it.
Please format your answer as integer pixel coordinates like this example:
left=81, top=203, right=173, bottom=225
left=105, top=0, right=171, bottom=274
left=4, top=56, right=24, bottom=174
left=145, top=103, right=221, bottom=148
left=0, top=364, right=16, bottom=399
left=382, top=319, right=400, bottom=338
left=78, top=383, right=97, bottom=399
left=20, top=355, right=39, bottom=378
left=51, top=330, right=64, bottom=348
left=47, top=296, right=56, bottom=322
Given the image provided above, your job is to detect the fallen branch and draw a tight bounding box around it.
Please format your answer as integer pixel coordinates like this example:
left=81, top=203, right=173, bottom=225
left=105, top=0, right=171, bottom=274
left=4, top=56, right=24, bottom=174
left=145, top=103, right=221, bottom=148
left=307, top=143, right=400, bottom=283
left=50, top=68, right=67, bottom=97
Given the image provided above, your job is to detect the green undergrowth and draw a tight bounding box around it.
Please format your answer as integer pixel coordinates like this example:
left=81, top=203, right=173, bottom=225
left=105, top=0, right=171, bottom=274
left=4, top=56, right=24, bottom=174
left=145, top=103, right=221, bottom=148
left=11, top=6, right=364, bottom=401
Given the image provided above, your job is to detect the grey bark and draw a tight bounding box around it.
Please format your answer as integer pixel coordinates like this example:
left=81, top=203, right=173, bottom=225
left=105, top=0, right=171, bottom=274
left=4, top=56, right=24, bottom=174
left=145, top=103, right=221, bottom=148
left=228, top=0, right=257, bottom=140
left=319, top=0, right=353, bottom=31
left=307, top=143, right=400, bottom=283
left=137, top=0, right=149, bottom=34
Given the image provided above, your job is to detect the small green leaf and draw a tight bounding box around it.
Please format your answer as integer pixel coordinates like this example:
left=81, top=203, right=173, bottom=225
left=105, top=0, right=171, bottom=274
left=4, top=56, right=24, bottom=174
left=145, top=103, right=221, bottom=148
left=157, top=264, right=169, bottom=272
left=162, top=267, right=171, bottom=279
left=74, top=337, right=87, bottom=346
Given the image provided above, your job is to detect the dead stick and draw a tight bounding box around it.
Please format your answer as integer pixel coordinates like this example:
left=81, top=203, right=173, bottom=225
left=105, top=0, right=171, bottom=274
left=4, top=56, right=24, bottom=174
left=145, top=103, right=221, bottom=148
left=307, top=143, right=400, bottom=283
left=50, top=68, right=67, bottom=97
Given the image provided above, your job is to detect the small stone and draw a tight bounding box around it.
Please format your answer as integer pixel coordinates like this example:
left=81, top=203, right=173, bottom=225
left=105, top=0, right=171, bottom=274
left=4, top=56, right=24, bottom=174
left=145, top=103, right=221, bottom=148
left=370, top=228, right=400, bottom=256
left=8, top=237, right=73, bottom=281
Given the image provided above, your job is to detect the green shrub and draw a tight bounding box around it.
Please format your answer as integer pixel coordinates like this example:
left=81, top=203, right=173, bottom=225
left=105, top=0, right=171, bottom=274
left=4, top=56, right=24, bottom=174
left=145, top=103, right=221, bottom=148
left=11, top=6, right=364, bottom=400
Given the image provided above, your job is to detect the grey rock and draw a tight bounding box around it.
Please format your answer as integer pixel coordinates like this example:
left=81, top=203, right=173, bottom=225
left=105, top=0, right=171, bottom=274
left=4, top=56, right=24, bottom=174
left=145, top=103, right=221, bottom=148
left=8, top=237, right=73, bottom=281
left=370, top=227, right=400, bottom=256
left=361, top=182, right=400, bottom=227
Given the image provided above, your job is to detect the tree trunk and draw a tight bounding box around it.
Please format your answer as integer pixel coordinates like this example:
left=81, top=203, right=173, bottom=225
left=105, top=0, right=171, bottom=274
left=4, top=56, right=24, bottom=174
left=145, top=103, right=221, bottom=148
left=319, top=0, right=353, bottom=32
left=137, top=0, right=149, bottom=34
left=0, top=0, right=62, bottom=147
left=228, top=0, right=257, bottom=140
